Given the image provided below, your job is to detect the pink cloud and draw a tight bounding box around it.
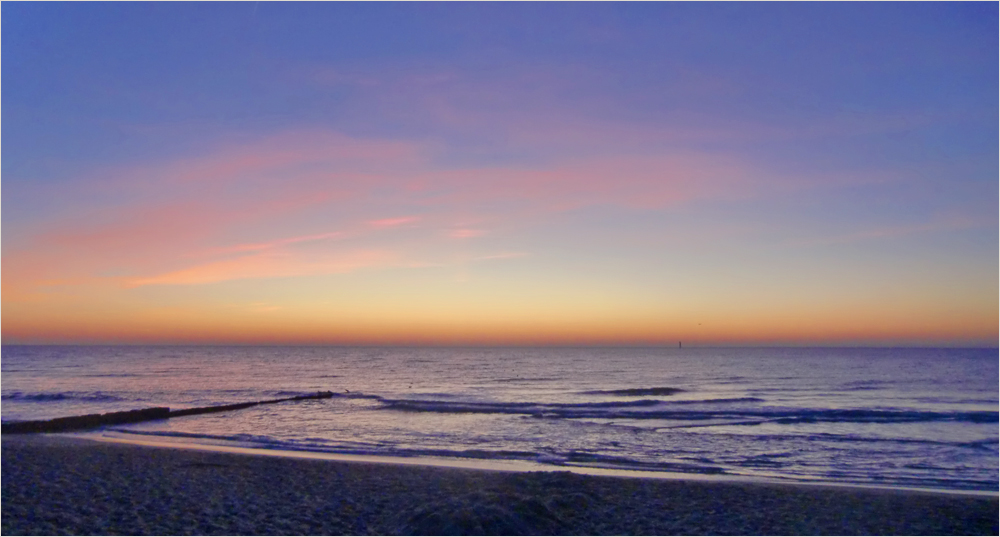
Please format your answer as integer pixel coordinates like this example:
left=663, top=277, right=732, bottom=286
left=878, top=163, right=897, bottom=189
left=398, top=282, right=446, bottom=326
left=369, top=216, right=421, bottom=229
left=449, top=229, right=487, bottom=239
left=125, top=249, right=397, bottom=287
left=6, top=128, right=784, bottom=300
left=157, top=131, right=423, bottom=186
left=9, top=133, right=426, bottom=276
left=211, top=231, right=345, bottom=254
left=27, top=191, right=340, bottom=272
left=24, top=128, right=769, bottom=264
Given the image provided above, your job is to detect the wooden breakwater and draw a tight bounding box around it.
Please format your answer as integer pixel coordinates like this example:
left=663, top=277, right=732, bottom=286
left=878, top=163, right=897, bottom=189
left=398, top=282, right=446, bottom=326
left=167, top=391, right=335, bottom=417
left=1, top=407, right=172, bottom=434
left=1, top=391, right=335, bottom=435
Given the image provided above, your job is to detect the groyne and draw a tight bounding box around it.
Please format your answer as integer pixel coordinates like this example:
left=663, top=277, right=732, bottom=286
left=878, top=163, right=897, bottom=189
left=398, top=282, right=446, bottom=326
left=1, top=391, right=335, bottom=434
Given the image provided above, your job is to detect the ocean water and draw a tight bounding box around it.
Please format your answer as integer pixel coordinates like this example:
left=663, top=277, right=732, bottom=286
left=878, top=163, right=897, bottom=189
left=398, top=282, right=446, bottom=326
left=2, top=345, right=997, bottom=492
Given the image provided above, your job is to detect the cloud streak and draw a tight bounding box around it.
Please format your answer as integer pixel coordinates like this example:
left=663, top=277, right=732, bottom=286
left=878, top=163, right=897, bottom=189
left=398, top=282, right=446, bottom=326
left=9, top=129, right=776, bottom=291
left=209, top=231, right=345, bottom=255
left=125, top=249, right=397, bottom=287
left=787, top=216, right=991, bottom=248
left=449, top=229, right=486, bottom=239
left=369, top=216, right=421, bottom=229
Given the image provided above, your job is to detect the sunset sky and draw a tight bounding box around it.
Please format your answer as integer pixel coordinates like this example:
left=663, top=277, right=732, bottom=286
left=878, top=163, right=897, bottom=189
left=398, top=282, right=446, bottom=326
left=3, top=2, right=997, bottom=346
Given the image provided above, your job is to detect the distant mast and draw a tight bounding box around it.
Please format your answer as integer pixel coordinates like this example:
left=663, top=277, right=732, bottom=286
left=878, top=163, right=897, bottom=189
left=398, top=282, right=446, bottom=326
left=678, top=341, right=682, bottom=349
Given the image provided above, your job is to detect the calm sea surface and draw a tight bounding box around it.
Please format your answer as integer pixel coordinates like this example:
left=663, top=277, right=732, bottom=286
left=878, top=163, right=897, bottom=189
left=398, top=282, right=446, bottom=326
left=2, top=346, right=997, bottom=492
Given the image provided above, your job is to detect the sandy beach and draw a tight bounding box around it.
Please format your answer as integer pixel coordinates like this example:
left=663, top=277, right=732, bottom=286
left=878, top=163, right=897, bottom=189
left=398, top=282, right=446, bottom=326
left=1, top=435, right=996, bottom=535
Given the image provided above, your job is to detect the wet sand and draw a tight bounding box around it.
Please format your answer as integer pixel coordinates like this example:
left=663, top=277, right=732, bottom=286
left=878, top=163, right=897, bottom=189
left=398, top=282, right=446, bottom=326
left=2, top=435, right=996, bottom=535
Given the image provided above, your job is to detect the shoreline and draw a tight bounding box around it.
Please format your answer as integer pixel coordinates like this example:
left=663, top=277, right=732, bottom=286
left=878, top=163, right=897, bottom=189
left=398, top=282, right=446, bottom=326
left=3, top=434, right=997, bottom=535
left=81, top=430, right=998, bottom=499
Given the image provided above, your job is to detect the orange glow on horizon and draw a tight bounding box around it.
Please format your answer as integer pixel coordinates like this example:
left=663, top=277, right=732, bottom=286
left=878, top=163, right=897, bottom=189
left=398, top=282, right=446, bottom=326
left=4, top=294, right=996, bottom=347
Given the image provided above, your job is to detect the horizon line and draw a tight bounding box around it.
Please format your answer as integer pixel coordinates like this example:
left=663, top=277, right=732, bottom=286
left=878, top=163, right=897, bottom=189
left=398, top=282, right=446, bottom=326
left=2, top=342, right=996, bottom=350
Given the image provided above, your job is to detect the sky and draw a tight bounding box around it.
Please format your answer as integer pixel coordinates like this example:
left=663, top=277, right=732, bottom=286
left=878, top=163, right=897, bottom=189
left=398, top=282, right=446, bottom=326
left=2, top=2, right=997, bottom=346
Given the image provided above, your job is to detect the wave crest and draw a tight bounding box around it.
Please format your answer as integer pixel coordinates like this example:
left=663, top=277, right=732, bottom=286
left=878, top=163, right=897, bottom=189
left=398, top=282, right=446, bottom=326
left=1, top=391, right=126, bottom=402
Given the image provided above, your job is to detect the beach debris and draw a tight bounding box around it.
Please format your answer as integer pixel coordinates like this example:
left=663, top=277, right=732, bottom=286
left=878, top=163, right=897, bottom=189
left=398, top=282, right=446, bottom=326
left=1, top=391, right=335, bottom=434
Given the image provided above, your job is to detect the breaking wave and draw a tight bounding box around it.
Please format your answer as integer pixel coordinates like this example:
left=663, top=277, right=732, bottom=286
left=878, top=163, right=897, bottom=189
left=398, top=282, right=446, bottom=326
left=329, top=392, right=998, bottom=425
left=1, top=391, right=127, bottom=402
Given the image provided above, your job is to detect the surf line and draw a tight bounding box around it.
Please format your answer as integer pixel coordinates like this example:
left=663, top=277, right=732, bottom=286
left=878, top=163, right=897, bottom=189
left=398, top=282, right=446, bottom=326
left=1, top=391, right=336, bottom=434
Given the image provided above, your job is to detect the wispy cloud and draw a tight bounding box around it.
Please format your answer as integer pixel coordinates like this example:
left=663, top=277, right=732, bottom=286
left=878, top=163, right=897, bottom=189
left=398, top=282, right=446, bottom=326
left=209, top=231, right=345, bottom=255
left=125, top=249, right=397, bottom=287
left=5, top=128, right=837, bottom=298
left=449, top=229, right=487, bottom=239
left=369, top=216, right=421, bottom=229
left=21, top=128, right=769, bottom=250
left=787, top=217, right=990, bottom=248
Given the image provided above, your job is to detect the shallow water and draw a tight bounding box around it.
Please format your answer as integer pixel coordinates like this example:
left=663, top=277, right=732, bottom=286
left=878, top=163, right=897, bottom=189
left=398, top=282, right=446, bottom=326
left=2, top=345, right=997, bottom=491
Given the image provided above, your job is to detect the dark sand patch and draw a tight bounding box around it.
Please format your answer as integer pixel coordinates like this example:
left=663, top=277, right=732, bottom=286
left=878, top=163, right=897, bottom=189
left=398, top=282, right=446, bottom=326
left=2, top=435, right=996, bottom=535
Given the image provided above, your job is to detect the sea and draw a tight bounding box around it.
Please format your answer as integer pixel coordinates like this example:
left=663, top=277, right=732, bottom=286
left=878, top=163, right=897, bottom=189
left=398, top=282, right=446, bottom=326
left=2, top=345, right=997, bottom=493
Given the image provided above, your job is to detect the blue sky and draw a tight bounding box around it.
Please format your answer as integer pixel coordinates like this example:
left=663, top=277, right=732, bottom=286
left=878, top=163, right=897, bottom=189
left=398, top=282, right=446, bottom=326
left=3, top=2, right=996, bottom=345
